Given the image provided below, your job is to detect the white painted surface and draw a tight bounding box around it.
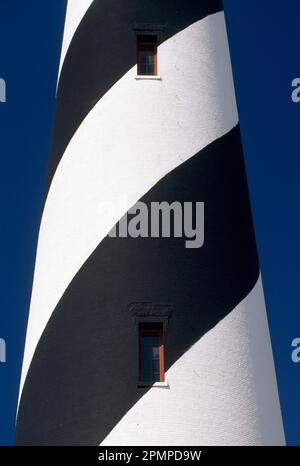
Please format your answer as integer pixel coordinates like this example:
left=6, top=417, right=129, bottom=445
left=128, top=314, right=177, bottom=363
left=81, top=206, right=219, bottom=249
left=58, top=0, right=94, bottom=81
left=19, top=12, right=239, bottom=398
left=101, top=276, right=285, bottom=446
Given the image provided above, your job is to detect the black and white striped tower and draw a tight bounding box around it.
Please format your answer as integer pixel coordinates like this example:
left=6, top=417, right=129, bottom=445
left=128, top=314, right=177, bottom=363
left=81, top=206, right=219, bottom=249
left=16, top=0, right=285, bottom=445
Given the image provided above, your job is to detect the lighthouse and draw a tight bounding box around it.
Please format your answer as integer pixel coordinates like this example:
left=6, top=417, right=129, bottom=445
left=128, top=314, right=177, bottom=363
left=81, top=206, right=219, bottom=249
left=16, top=0, right=285, bottom=445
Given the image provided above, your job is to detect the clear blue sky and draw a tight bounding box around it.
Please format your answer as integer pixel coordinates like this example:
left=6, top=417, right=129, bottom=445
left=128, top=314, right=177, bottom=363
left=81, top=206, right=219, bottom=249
left=224, top=0, right=300, bottom=445
left=0, top=0, right=299, bottom=445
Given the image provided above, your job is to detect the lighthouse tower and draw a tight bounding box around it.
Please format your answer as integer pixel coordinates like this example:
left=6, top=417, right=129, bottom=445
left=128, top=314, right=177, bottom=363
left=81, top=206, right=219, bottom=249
left=16, top=0, right=285, bottom=446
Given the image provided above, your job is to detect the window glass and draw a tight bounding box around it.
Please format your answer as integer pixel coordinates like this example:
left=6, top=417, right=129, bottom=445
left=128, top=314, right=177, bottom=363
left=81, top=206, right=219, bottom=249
left=137, top=35, right=157, bottom=76
left=139, top=324, right=164, bottom=383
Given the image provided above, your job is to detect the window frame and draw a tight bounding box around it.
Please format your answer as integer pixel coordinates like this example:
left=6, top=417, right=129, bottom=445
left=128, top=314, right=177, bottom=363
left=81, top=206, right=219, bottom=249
left=136, top=35, right=158, bottom=77
left=138, top=324, right=165, bottom=384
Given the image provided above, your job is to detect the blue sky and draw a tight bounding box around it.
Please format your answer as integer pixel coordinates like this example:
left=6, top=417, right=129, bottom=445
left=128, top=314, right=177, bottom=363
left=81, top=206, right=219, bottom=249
left=0, top=0, right=299, bottom=445
left=224, top=0, right=300, bottom=445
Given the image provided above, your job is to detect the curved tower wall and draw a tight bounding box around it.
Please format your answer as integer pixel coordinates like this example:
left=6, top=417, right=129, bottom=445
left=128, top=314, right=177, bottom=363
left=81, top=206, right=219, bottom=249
left=16, top=1, right=285, bottom=446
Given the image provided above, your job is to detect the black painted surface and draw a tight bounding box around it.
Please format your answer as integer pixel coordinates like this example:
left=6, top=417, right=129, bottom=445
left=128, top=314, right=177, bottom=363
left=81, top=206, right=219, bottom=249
left=47, top=0, right=223, bottom=187
left=16, top=126, right=259, bottom=445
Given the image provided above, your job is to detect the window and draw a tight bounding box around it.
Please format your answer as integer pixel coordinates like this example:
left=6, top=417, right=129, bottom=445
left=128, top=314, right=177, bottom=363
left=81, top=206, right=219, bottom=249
left=139, top=323, right=164, bottom=383
left=137, top=35, right=158, bottom=76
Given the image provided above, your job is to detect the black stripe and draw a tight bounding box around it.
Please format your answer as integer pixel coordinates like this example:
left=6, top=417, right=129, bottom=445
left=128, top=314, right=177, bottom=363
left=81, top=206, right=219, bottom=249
left=16, top=125, right=259, bottom=446
left=46, top=0, right=223, bottom=187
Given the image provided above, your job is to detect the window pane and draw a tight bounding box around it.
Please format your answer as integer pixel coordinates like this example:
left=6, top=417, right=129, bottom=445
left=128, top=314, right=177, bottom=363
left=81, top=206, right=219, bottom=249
left=139, top=62, right=147, bottom=75
left=147, top=50, right=155, bottom=75
left=147, top=63, right=155, bottom=75
left=140, top=51, right=147, bottom=63
left=143, top=333, right=159, bottom=344
left=148, top=53, right=154, bottom=65
left=153, top=357, right=160, bottom=374
left=153, top=373, right=160, bottom=382
left=152, top=346, right=159, bottom=359
left=141, top=343, right=153, bottom=382
left=140, top=331, right=161, bottom=382
left=137, top=37, right=157, bottom=76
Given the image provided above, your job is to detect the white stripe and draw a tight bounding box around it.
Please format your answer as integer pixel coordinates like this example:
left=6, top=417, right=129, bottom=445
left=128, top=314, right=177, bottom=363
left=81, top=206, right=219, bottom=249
left=57, top=0, right=94, bottom=84
left=19, top=12, right=238, bottom=399
left=101, top=275, right=285, bottom=446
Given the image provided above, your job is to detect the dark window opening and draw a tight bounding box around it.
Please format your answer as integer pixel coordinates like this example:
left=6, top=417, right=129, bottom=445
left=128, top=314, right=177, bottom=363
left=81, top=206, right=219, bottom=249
left=139, top=323, right=164, bottom=383
left=137, top=35, right=158, bottom=76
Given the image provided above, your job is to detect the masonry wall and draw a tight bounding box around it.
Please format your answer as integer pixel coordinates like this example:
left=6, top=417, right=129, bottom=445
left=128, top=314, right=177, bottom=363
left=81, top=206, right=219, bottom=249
left=16, top=1, right=285, bottom=446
